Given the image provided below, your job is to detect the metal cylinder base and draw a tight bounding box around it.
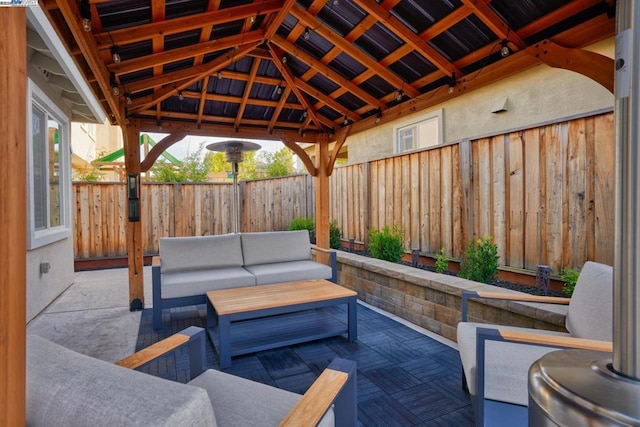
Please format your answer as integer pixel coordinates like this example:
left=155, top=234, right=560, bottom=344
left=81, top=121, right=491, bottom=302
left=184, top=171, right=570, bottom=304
left=529, top=349, right=640, bottom=426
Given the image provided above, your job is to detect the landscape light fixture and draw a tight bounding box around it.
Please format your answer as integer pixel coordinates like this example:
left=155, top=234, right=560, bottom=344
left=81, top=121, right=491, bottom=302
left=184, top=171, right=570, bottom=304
left=110, top=45, right=121, bottom=63
left=206, top=140, right=261, bottom=233
left=80, top=0, right=92, bottom=32
left=448, top=73, right=456, bottom=94
left=500, top=40, right=510, bottom=57
left=110, top=72, right=119, bottom=96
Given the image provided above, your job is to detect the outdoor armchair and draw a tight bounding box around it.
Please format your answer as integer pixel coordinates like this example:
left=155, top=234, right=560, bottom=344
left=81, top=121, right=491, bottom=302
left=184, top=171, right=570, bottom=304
left=457, top=261, right=613, bottom=426
left=27, top=326, right=357, bottom=426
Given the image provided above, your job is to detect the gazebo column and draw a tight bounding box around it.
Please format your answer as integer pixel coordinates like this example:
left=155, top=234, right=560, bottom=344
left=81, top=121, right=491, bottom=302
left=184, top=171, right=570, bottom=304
left=0, top=9, right=26, bottom=425
left=314, top=134, right=331, bottom=254
left=123, top=120, right=144, bottom=310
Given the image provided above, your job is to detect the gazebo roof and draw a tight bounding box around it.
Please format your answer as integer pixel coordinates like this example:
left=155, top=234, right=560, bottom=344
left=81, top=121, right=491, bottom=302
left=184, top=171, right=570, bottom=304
left=42, top=0, right=614, bottom=143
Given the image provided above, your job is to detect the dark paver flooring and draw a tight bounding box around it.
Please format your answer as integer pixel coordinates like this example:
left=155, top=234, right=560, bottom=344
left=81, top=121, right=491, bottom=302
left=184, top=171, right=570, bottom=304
left=136, top=303, right=473, bottom=426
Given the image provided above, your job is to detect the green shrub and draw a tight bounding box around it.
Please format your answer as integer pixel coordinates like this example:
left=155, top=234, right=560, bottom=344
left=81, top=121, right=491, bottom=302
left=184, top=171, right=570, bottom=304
left=329, top=220, right=342, bottom=249
left=289, top=216, right=315, bottom=232
left=435, top=247, right=448, bottom=274
left=368, top=225, right=404, bottom=263
left=560, top=267, right=580, bottom=297
left=458, top=236, right=499, bottom=284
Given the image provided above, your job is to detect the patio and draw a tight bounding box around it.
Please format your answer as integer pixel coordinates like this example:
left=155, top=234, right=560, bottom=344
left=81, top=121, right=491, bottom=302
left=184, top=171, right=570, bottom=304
left=27, top=267, right=473, bottom=426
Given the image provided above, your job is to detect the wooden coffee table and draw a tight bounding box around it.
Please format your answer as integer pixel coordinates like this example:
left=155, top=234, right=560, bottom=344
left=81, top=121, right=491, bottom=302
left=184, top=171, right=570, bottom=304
left=206, top=279, right=357, bottom=369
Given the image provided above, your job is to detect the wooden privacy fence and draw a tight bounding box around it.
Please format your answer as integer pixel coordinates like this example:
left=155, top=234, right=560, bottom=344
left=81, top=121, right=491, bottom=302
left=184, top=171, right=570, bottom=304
left=73, top=175, right=314, bottom=259
left=73, top=112, right=615, bottom=274
left=330, top=111, right=615, bottom=273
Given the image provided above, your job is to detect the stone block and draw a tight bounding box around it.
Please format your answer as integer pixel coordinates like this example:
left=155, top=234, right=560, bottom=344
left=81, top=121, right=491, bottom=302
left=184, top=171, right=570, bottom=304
left=424, top=288, right=446, bottom=305
left=435, top=305, right=458, bottom=327
left=395, top=306, right=423, bottom=325
left=420, top=316, right=441, bottom=335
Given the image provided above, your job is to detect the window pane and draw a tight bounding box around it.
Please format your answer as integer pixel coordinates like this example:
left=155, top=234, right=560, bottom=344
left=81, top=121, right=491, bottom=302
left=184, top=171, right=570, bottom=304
left=48, top=118, right=61, bottom=228
left=32, top=105, right=47, bottom=230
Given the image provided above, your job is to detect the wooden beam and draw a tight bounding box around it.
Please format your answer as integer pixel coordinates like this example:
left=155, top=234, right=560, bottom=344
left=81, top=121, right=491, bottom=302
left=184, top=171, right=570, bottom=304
left=109, top=30, right=264, bottom=76
left=122, top=120, right=144, bottom=310
left=294, top=76, right=361, bottom=123
left=290, top=4, right=420, bottom=98
left=461, top=0, right=525, bottom=49
left=271, top=35, right=384, bottom=110
left=328, top=126, right=351, bottom=176
left=140, top=131, right=188, bottom=172
left=264, top=0, right=297, bottom=40
left=0, top=9, right=26, bottom=426
left=353, top=0, right=462, bottom=77
left=55, top=0, right=122, bottom=122
left=526, top=39, right=614, bottom=93
left=277, top=131, right=318, bottom=176
left=517, top=0, right=604, bottom=40
left=234, top=57, right=261, bottom=131
left=95, top=0, right=280, bottom=48
left=129, top=43, right=259, bottom=113
left=314, top=134, right=331, bottom=255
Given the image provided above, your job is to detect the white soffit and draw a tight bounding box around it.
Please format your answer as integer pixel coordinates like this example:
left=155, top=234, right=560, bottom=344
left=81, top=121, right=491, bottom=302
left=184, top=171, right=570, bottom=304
left=27, top=6, right=106, bottom=123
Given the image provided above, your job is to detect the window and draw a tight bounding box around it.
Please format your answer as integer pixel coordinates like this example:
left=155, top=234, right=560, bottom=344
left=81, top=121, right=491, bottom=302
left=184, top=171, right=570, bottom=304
left=394, top=110, right=443, bottom=153
left=27, top=80, right=71, bottom=249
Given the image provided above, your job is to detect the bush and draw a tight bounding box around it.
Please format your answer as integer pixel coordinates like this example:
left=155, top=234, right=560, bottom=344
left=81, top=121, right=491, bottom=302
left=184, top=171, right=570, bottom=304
left=435, top=247, right=448, bottom=274
left=561, top=267, right=580, bottom=297
left=458, top=236, right=499, bottom=284
left=329, top=220, right=342, bottom=250
left=289, top=216, right=315, bottom=232
left=368, top=225, right=404, bottom=263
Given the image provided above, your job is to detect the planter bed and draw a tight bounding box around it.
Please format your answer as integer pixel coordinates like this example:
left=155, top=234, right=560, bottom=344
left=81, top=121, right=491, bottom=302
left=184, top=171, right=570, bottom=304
left=336, top=251, right=567, bottom=343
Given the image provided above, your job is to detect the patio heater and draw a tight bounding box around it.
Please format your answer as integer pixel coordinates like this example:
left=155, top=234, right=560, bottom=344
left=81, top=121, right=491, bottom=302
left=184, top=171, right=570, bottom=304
left=206, top=140, right=261, bottom=233
left=528, top=0, right=640, bottom=425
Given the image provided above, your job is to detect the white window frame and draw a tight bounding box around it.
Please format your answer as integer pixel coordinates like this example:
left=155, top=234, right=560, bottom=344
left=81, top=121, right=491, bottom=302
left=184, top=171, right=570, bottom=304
left=27, top=79, right=72, bottom=249
left=393, top=109, right=444, bottom=154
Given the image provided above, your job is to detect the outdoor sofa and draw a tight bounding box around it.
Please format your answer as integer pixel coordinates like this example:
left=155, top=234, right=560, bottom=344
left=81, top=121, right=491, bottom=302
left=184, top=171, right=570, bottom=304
left=152, top=230, right=337, bottom=329
left=27, top=326, right=357, bottom=426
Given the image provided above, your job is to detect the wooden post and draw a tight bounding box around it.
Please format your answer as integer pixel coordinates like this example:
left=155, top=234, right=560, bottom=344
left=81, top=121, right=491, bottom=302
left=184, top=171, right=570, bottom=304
left=123, top=120, right=144, bottom=310
left=315, top=134, right=331, bottom=259
left=0, top=8, right=26, bottom=426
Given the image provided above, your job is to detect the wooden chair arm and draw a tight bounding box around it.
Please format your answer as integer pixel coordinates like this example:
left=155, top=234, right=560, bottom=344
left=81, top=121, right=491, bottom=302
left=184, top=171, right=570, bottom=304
left=115, top=326, right=206, bottom=378
left=152, top=256, right=161, bottom=267
left=498, top=330, right=612, bottom=352
left=279, top=368, right=349, bottom=427
left=461, top=289, right=570, bottom=322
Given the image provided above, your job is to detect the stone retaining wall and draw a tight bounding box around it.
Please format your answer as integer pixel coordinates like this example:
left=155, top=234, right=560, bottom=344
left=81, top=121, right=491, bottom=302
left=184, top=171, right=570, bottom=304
left=336, top=251, right=568, bottom=343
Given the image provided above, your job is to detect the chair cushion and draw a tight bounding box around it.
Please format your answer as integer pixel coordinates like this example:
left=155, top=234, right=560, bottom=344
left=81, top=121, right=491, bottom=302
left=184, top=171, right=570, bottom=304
left=457, top=322, right=569, bottom=405
left=241, top=231, right=311, bottom=266
left=565, top=261, right=613, bottom=341
left=27, top=335, right=217, bottom=427
left=244, top=260, right=333, bottom=286
left=189, top=369, right=333, bottom=427
left=161, top=267, right=256, bottom=299
left=160, top=234, right=244, bottom=274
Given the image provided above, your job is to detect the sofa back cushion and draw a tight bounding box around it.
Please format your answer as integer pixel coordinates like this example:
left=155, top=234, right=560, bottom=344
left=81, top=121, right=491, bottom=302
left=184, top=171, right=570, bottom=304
left=565, top=261, right=613, bottom=341
left=27, top=335, right=217, bottom=427
left=160, top=234, right=244, bottom=274
left=241, top=231, right=311, bottom=266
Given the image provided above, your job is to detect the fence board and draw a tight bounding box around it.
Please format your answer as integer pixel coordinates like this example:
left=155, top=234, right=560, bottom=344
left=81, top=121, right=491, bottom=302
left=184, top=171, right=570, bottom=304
left=440, top=146, right=453, bottom=254
left=593, top=113, right=615, bottom=265
left=565, top=119, right=588, bottom=268
left=508, top=132, right=525, bottom=268
left=429, top=149, right=441, bottom=252
left=419, top=151, right=430, bottom=253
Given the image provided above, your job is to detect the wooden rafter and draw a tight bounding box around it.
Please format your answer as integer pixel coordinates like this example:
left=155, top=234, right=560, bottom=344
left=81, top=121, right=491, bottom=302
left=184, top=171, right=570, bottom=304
left=95, top=0, right=280, bottom=48
left=130, top=43, right=259, bottom=113
left=461, top=0, right=526, bottom=49
left=268, top=86, right=292, bottom=132
left=234, top=57, right=261, bottom=131
left=353, top=0, right=462, bottom=78
left=109, top=30, right=264, bottom=76
left=290, top=4, right=420, bottom=98
left=264, top=0, right=298, bottom=40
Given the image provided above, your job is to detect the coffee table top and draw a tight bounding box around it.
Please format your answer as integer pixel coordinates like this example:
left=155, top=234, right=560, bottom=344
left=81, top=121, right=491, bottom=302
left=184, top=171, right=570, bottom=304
left=206, top=279, right=356, bottom=315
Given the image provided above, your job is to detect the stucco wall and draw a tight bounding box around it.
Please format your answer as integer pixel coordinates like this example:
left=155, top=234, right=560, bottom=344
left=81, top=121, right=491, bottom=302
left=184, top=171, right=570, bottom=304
left=348, top=38, right=614, bottom=164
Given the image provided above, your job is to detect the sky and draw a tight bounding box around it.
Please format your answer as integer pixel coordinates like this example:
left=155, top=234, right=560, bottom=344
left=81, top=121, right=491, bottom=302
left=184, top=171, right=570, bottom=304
left=145, top=133, right=285, bottom=161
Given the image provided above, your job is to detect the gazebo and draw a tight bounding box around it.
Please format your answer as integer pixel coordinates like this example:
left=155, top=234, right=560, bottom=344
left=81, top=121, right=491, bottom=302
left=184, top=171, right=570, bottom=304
left=3, top=1, right=638, bottom=424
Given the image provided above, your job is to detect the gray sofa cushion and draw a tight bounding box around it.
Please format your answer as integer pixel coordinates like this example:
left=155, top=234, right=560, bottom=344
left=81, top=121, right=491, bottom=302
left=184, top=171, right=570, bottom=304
left=245, top=260, right=333, bottom=286
left=27, top=335, right=217, bottom=427
left=189, top=369, right=333, bottom=427
left=160, top=234, right=244, bottom=274
left=161, top=267, right=256, bottom=299
left=457, top=322, right=569, bottom=403
left=241, top=231, right=311, bottom=266
left=565, top=261, right=613, bottom=340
